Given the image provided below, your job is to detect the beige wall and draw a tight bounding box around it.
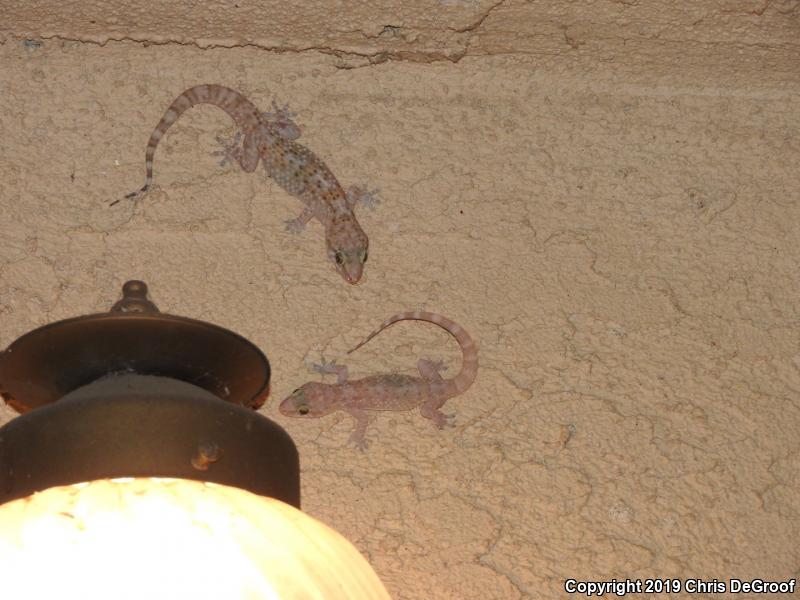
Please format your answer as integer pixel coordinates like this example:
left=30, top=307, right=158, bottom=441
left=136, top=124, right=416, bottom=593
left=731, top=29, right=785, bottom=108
left=1, top=2, right=798, bottom=597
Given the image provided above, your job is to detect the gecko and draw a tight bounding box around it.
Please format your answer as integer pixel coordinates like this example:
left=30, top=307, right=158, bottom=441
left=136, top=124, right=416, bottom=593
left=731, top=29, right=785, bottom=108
left=115, top=84, right=377, bottom=284
left=279, top=311, right=479, bottom=450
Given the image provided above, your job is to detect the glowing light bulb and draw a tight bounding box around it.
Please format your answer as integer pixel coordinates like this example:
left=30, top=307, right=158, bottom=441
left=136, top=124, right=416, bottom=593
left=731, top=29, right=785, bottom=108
left=0, top=478, right=391, bottom=600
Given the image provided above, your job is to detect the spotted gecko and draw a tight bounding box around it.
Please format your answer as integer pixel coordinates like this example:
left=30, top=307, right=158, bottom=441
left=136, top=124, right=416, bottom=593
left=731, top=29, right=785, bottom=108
left=116, top=84, right=376, bottom=284
left=279, top=311, right=479, bottom=450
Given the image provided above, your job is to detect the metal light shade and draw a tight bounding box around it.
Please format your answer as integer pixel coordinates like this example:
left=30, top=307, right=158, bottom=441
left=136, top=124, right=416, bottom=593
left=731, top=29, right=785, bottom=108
left=0, top=281, right=391, bottom=600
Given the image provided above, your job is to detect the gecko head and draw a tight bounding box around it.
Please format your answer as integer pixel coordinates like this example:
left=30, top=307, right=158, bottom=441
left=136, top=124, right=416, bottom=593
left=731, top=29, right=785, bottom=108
left=328, top=227, right=369, bottom=284
left=279, top=384, right=335, bottom=418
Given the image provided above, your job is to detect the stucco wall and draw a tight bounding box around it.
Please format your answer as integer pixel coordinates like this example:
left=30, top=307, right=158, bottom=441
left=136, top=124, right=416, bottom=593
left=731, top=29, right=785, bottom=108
left=1, top=1, right=798, bottom=598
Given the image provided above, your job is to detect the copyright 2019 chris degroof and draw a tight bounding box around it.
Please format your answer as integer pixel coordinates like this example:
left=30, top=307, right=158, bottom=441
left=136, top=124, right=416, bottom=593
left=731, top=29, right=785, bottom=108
left=564, top=577, right=797, bottom=596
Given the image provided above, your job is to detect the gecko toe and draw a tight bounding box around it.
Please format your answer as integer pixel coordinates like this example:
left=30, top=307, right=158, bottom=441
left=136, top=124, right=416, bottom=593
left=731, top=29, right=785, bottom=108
left=312, top=359, right=340, bottom=375
left=262, top=100, right=301, bottom=140
left=434, top=413, right=456, bottom=429
left=284, top=218, right=306, bottom=234
left=424, top=358, right=448, bottom=373
left=350, top=436, right=370, bottom=452
left=345, top=185, right=381, bottom=211
left=347, top=429, right=370, bottom=451
left=213, top=133, right=244, bottom=167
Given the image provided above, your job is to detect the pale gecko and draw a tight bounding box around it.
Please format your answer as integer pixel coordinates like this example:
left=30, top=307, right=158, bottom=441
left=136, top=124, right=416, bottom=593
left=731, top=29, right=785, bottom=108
left=116, top=84, right=377, bottom=284
left=279, top=311, right=479, bottom=450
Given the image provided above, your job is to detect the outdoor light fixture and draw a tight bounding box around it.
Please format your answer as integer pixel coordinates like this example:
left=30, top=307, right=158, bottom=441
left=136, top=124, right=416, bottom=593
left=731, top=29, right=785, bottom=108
left=0, top=281, right=390, bottom=599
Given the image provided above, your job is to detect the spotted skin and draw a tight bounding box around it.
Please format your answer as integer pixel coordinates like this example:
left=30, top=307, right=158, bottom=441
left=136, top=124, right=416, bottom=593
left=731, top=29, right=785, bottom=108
left=279, top=311, right=479, bottom=450
left=117, top=84, right=373, bottom=284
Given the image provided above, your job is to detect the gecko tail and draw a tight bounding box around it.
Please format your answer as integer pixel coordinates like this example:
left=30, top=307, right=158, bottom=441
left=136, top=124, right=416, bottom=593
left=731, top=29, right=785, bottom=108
left=346, top=311, right=426, bottom=355
left=125, top=184, right=149, bottom=199
left=348, top=311, right=479, bottom=394
left=115, top=84, right=261, bottom=210
left=109, top=183, right=150, bottom=207
left=346, top=337, right=373, bottom=354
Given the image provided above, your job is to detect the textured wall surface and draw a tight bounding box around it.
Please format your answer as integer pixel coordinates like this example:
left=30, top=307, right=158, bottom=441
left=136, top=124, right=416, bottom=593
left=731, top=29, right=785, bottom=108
left=1, top=1, right=799, bottom=598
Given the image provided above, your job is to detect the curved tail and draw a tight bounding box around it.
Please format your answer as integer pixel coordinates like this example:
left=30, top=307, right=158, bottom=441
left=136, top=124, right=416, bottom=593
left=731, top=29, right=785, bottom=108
left=116, top=84, right=262, bottom=204
left=348, top=311, right=478, bottom=394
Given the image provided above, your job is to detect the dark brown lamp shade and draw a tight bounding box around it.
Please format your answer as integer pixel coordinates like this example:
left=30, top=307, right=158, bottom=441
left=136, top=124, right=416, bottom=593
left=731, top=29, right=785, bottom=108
left=0, top=281, right=299, bottom=507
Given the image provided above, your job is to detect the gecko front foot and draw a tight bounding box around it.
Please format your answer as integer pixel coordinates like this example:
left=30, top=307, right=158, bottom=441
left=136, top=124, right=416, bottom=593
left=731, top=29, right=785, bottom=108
left=284, top=217, right=307, bottom=234
left=212, top=132, right=244, bottom=167
left=284, top=206, right=315, bottom=235
left=262, top=99, right=301, bottom=140
left=346, top=185, right=381, bottom=211
left=312, top=359, right=340, bottom=376
left=345, top=408, right=370, bottom=451
left=312, top=359, right=349, bottom=385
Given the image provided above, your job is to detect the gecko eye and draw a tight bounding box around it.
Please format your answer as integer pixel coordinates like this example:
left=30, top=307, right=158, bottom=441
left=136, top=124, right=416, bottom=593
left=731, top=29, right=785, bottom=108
left=334, top=251, right=344, bottom=265
left=297, top=404, right=310, bottom=415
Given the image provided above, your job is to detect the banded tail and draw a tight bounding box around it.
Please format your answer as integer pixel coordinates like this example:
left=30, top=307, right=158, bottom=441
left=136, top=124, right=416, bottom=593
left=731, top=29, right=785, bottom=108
left=348, top=311, right=479, bottom=394
left=114, top=84, right=263, bottom=206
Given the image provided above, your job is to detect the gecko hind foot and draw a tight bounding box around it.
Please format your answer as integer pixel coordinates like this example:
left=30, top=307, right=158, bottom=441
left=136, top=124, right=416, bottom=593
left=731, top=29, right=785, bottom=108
left=421, top=405, right=455, bottom=430
left=421, top=358, right=448, bottom=373
left=262, top=99, right=301, bottom=140
left=418, top=358, right=448, bottom=382
left=432, top=412, right=456, bottom=430
left=212, top=132, right=244, bottom=167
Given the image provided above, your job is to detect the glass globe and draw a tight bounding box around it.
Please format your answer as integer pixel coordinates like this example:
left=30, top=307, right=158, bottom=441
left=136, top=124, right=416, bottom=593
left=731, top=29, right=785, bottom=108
left=0, top=477, right=390, bottom=600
